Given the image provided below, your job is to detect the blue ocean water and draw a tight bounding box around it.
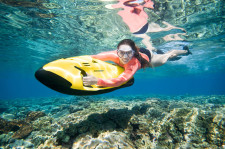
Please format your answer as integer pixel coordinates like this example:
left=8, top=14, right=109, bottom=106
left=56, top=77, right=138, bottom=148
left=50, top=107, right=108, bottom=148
left=0, top=0, right=225, bottom=99
left=0, top=1, right=225, bottom=148
left=1, top=68, right=225, bottom=99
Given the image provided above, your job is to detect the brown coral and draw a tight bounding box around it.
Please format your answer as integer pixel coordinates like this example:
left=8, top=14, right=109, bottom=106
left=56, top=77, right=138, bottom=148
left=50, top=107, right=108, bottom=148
left=0, top=111, right=46, bottom=139
left=12, top=123, right=33, bottom=139
left=26, top=111, right=46, bottom=122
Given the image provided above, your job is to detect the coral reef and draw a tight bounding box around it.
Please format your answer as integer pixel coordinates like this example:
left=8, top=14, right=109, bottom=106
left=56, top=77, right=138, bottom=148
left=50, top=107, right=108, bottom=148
left=12, top=123, right=33, bottom=139
left=26, top=111, right=46, bottom=122
left=0, top=95, right=224, bottom=148
left=55, top=107, right=141, bottom=145
left=54, top=96, right=225, bottom=149
left=0, top=111, right=46, bottom=140
left=0, top=118, right=20, bottom=134
left=72, top=131, right=135, bottom=148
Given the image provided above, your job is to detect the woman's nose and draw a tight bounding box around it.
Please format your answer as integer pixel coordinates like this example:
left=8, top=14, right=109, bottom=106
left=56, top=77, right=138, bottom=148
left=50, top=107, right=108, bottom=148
left=123, top=53, right=128, bottom=58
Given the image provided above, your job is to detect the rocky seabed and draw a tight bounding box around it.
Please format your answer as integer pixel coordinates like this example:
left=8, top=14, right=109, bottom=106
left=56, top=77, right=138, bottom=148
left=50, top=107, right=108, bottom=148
left=0, top=95, right=224, bottom=149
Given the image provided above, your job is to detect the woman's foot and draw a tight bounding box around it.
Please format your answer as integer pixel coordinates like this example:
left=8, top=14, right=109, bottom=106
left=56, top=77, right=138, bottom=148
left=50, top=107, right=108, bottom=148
left=168, top=56, right=182, bottom=61
left=156, top=49, right=164, bottom=54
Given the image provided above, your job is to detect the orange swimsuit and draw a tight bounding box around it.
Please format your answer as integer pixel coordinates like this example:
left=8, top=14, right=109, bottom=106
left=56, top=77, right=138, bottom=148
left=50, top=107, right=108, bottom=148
left=91, top=50, right=149, bottom=87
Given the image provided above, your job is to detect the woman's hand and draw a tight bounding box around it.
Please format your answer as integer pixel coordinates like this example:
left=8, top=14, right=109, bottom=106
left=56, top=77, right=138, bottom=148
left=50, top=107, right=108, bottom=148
left=83, top=74, right=98, bottom=86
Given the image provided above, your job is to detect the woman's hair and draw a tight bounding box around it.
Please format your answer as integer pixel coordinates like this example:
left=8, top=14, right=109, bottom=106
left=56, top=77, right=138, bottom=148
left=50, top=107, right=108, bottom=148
left=117, top=39, right=150, bottom=68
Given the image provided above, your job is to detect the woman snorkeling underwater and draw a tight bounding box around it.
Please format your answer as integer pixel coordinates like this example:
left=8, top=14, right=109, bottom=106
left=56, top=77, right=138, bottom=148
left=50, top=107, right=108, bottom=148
left=83, top=39, right=191, bottom=87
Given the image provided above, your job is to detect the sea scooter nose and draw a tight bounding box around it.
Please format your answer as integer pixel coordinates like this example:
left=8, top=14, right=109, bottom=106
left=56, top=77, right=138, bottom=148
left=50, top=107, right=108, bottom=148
left=35, top=68, right=72, bottom=94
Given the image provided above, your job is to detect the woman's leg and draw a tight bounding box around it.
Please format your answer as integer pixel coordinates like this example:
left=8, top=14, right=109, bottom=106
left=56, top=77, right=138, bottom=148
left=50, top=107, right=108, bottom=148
left=134, top=34, right=157, bottom=52
left=147, top=21, right=186, bottom=33
left=150, top=49, right=188, bottom=67
left=163, top=33, right=186, bottom=41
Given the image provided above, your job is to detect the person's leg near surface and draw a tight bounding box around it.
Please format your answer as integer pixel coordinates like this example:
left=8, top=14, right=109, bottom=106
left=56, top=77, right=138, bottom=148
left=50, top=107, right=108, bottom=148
left=150, top=53, right=171, bottom=67
left=166, top=49, right=188, bottom=58
left=147, top=21, right=186, bottom=33
left=134, top=33, right=165, bottom=54
left=150, top=48, right=190, bottom=67
left=134, top=33, right=157, bottom=52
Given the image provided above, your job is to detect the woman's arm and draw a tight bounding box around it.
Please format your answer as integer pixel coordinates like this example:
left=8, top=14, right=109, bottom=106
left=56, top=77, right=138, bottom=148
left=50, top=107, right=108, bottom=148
left=85, top=51, right=140, bottom=87
left=97, top=62, right=139, bottom=87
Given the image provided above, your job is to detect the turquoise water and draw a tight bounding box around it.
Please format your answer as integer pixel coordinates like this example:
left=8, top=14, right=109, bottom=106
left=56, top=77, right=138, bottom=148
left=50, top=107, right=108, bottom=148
left=0, top=0, right=225, bottom=148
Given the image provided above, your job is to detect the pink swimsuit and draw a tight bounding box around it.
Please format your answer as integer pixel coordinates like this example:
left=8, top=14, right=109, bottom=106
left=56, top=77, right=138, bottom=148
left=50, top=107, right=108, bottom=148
left=92, top=50, right=149, bottom=87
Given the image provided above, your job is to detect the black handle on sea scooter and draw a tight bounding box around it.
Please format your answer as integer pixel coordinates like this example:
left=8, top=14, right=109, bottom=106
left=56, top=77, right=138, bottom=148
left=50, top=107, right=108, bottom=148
left=74, top=66, right=93, bottom=88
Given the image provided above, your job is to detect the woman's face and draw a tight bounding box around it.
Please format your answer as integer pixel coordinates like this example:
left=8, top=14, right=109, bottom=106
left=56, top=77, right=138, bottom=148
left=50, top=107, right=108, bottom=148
left=117, top=45, right=134, bottom=64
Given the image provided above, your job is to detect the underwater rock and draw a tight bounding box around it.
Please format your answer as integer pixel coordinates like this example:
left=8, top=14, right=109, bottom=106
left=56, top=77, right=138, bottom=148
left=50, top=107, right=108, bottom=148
left=26, top=111, right=46, bottom=122
left=24, top=141, right=34, bottom=148
left=1, top=113, right=15, bottom=120
left=137, top=106, right=225, bottom=148
left=11, top=111, right=46, bottom=139
left=29, top=116, right=60, bottom=147
left=0, top=111, right=46, bottom=140
left=0, top=133, right=13, bottom=146
left=147, top=107, right=163, bottom=119
left=0, top=95, right=224, bottom=148
left=52, top=109, right=70, bottom=119
left=72, top=131, right=135, bottom=149
left=54, top=97, right=224, bottom=148
left=30, top=135, right=49, bottom=147
left=55, top=104, right=150, bottom=145
left=132, top=103, right=150, bottom=115
left=0, top=118, right=20, bottom=134
left=12, top=123, right=33, bottom=139
left=0, top=118, right=32, bottom=139
left=36, top=138, right=60, bottom=148
left=68, top=105, right=83, bottom=114
left=32, top=116, right=54, bottom=132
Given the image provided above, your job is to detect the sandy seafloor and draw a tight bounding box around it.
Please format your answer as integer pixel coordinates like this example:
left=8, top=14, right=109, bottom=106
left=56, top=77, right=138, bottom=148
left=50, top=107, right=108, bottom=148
left=0, top=95, right=224, bottom=149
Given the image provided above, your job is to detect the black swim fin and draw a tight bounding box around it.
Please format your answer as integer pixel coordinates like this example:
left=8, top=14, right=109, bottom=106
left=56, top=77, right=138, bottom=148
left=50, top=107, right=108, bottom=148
left=168, top=57, right=182, bottom=61
left=156, top=49, right=165, bottom=54
left=183, top=46, right=192, bottom=55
